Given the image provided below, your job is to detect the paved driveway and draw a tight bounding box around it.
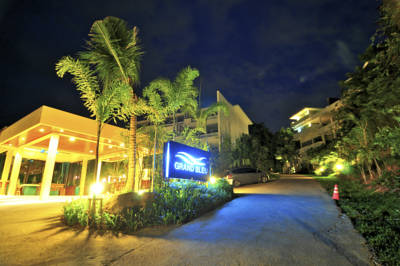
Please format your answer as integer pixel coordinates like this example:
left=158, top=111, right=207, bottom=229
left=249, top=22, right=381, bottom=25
left=0, top=175, right=372, bottom=265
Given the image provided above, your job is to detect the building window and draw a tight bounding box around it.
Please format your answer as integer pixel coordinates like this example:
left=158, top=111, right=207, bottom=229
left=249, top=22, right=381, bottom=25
left=206, top=124, right=218, bottom=134
left=302, top=139, right=313, bottom=147
left=313, top=136, right=322, bottom=143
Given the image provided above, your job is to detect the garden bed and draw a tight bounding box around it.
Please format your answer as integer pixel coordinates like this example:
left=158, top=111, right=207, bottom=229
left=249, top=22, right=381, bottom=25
left=314, top=175, right=400, bottom=265
left=63, top=179, right=233, bottom=233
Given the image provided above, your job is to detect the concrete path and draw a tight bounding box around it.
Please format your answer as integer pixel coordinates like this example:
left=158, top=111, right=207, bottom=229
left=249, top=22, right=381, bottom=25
left=113, top=175, right=372, bottom=265
left=0, top=175, right=372, bottom=265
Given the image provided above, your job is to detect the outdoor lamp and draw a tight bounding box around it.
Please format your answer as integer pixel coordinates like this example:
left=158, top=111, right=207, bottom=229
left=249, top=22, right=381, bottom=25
left=209, top=176, right=216, bottom=184
left=335, top=163, right=344, bottom=171
left=90, top=182, right=104, bottom=196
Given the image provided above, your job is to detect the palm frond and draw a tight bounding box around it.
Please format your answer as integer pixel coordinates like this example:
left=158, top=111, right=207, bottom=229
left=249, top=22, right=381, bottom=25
left=55, top=56, right=99, bottom=116
left=80, top=16, right=143, bottom=87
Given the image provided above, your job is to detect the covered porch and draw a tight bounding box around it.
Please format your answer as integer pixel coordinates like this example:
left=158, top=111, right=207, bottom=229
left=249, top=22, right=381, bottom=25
left=0, top=106, right=145, bottom=200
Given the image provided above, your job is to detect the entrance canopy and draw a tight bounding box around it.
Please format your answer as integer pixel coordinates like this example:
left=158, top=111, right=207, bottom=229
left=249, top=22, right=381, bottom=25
left=0, top=106, right=148, bottom=198
left=0, top=105, right=129, bottom=162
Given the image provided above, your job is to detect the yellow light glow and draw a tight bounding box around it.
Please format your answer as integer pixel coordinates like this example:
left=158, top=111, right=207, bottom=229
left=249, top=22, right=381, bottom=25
left=308, top=123, right=312, bottom=127
left=69, top=137, right=76, bottom=142
left=59, top=129, right=64, bottom=133
left=209, top=176, right=217, bottom=184
left=305, top=109, right=309, bottom=115
left=21, top=137, right=26, bottom=141
left=123, top=154, right=128, bottom=158
left=90, top=182, right=104, bottom=195
left=39, top=128, right=44, bottom=132
left=138, top=190, right=146, bottom=195
left=108, top=145, right=112, bottom=149
left=8, top=144, right=12, bottom=146
left=120, top=143, right=125, bottom=147
left=315, top=166, right=326, bottom=175
left=89, top=150, right=93, bottom=153
left=108, top=139, right=111, bottom=143
left=335, top=163, right=344, bottom=171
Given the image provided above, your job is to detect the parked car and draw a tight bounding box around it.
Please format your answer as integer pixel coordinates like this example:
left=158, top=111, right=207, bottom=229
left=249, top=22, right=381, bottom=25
left=224, top=167, right=267, bottom=187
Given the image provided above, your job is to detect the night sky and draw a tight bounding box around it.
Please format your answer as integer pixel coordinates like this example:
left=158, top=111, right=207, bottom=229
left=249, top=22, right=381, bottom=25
left=0, top=0, right=379, bottom=132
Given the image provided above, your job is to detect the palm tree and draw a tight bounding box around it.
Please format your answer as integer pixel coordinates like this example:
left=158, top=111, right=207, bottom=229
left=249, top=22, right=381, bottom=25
left=79, top=17, right=143, bottom=192
left=150, top=66, right=199, bottom=139
left=142, top=82, right=169, bottom=191
left=56, top=56, right=131, bottom=182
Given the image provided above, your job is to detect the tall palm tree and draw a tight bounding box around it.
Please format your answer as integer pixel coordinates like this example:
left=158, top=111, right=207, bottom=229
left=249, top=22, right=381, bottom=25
left=56, top=56, right=131, bottom=182
left=79, top=17, right=143, bottom=192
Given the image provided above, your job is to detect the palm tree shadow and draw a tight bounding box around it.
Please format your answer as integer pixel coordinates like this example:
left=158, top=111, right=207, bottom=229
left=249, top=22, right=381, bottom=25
left=32, top=216, right=68, bottom=234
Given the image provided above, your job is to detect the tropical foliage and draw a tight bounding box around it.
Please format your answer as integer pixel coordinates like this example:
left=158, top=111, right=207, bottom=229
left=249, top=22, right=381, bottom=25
left=55, top=56, right=132, bottom=182
left=143, top=66, right=199, bottom=138
left=315, top=176, right=400, bottom=265
left=80, top=16, right=143, bottom=192
left=212, top=123, right=298, bottom=177
left=307, top=3, right=400, bottom=187
left=63, top=179, right=233, bottom=232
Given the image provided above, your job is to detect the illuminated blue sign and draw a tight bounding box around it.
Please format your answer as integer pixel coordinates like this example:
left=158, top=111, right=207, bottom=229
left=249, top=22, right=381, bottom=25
left=163, top=141, right=210, bottom=181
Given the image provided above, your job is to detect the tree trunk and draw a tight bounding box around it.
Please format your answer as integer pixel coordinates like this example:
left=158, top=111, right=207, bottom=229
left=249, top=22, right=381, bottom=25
left=125, top=114, right=137, bottom=192
left=173, top=112, right=176, bottom=140
left=360, top=166, right=367, bottom=184
left=373, top=157, right=382, bottom=177
left=94, top=121, right=102, bottom=182
left=367, top=163, right=374, bottom=180
left=151, top=125, right=157, bottom=192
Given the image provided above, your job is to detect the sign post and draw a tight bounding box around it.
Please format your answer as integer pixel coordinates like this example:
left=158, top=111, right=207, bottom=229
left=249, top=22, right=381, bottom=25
left=163, top=141, right=210, bottom=181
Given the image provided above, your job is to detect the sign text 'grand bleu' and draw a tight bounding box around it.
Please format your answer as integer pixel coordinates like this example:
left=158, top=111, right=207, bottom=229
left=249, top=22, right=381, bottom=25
left=163, top=141, right=210, bottom=181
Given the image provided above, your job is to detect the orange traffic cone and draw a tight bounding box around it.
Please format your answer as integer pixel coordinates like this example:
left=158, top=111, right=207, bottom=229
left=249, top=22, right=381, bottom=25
left=332, top=184, right=339, bottom=200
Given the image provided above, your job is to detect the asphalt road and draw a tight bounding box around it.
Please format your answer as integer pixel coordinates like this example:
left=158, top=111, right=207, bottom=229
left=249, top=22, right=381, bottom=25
left=0, top=175, right=372, bottom=266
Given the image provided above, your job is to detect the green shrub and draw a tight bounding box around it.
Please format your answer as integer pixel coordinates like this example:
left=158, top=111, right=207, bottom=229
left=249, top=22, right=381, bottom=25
left=63, top=199, right=88, bottom=226
left=315, top=176, right=400, bottom=265
left=63, top=179, right=233, bottom=233
left=373, top=170, right=400, bottom=191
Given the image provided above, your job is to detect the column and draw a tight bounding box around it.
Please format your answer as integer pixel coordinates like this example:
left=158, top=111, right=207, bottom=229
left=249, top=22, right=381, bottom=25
left=96, top=160, right=102, bottom=183
left=80, top=159, right=88, bottom=196
left=7, top=151, right=22, bottom=196
left=40, top=135, right=59, bottom=200
left=1, top=151, right=13, bottom=195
